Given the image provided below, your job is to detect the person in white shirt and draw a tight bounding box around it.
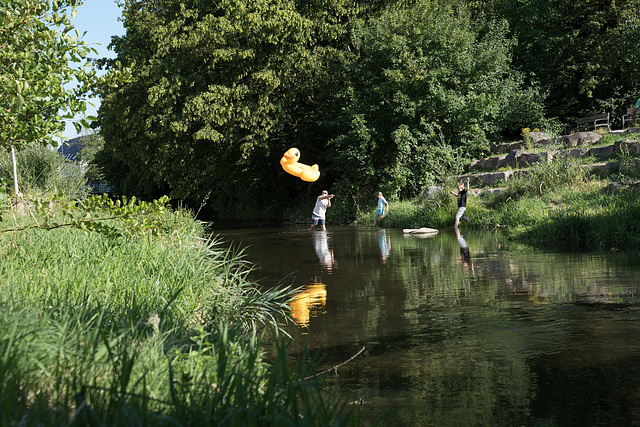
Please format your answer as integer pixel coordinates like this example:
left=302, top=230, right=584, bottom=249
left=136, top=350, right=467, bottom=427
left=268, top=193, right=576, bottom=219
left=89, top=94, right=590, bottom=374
left=311, top=190, right=334, bottom=231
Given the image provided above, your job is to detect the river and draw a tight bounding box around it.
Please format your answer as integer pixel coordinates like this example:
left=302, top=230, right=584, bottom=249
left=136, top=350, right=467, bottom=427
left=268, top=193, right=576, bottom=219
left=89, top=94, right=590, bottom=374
left=213, top=223, right=640, bottom=426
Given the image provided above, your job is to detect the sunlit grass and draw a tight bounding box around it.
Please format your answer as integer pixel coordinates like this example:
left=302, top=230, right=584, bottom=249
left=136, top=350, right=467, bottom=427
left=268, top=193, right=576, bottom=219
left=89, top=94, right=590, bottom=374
left=371, top=157, right=640, bottom=251
left=0, top=202, right=367, bottom=425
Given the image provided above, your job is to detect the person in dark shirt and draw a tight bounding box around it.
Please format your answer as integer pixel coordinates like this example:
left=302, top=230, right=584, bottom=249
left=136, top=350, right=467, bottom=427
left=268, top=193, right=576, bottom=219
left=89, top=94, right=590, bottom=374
left=451, top=177, right=471, bottom=229
left=455, top=228, right=475, bottom=275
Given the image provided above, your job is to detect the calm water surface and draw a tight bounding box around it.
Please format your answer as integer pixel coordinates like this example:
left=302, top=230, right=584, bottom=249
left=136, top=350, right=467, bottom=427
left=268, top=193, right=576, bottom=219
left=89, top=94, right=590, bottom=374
left=213, top=223, right=640, bottom=426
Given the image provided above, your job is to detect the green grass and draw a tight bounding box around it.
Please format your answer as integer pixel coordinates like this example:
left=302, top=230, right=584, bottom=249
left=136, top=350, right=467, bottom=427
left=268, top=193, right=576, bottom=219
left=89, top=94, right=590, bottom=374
left=360, top=157, right=640, bottom=252
left=0, top=198, right=370, bottom=425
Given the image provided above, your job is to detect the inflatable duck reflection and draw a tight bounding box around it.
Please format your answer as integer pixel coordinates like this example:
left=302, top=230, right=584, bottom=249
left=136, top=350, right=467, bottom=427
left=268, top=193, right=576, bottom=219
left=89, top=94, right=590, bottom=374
left=280, top=148, right=320, bottom=182
left=289, top=283, right=327, bottom=327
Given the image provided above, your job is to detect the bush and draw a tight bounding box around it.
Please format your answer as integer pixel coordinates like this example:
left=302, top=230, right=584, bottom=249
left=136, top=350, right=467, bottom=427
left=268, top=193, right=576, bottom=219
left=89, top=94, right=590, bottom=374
left=492, top=157, right=587, bottom=204
left=0, top=144, right=87, bottom=197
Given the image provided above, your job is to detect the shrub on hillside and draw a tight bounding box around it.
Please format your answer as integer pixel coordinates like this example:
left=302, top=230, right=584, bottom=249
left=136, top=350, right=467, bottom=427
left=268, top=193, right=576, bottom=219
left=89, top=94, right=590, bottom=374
left=0, top=144, right=87, bottom=197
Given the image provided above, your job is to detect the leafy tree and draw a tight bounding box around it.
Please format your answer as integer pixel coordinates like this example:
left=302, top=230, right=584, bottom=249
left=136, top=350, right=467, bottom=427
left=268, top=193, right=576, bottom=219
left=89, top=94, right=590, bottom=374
left=75, top=132, right=105, bottom=182
left=97, top=0, right=358, bottom=216
left=328, top=0, right=544, bottom=213
left=98, top=0, right=554, bottom=220
left=616, top=15, right=640, bottom=106
left=0, top=0, right=97, bottom=150
left=479, top=0, right=640, bottom=121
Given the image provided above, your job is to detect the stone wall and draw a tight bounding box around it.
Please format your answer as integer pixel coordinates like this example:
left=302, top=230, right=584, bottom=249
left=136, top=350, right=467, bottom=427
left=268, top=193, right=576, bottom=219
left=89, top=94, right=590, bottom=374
left=470, top=139, right=640, bottom=172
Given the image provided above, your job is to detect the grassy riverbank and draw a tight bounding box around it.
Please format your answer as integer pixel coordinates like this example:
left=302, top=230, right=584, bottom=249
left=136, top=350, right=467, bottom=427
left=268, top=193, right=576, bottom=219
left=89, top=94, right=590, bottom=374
left=360, top=158, right=640, bottom=252
left=0, top=195, right=365, bottom=425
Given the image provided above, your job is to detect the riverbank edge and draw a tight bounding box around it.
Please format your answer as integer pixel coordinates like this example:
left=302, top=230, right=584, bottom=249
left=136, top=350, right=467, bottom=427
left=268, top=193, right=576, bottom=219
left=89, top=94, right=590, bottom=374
left=0, top=197, right=366, bottom=425
left=361, top=162, right=640, bottom=252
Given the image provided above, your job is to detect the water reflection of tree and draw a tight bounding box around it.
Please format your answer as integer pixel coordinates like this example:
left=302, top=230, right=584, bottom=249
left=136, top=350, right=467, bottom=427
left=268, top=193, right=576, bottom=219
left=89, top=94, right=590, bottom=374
left=366, top=230, right=640, bottom=306
left=333, top=230, right=640, bottom=424
left=224, top=227, right=640, bottom=425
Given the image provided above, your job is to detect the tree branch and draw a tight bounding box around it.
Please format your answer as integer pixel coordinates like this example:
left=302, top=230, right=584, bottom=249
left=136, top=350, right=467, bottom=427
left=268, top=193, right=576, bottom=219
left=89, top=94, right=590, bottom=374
left=304, top=346, right=365, bottom=381
left=0, top=216, right=128, bottom=234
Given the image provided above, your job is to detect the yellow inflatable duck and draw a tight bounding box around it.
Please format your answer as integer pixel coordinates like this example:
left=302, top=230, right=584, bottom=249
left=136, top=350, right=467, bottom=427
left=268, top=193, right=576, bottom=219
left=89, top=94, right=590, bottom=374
left=280, top=147, right=320, bottom=182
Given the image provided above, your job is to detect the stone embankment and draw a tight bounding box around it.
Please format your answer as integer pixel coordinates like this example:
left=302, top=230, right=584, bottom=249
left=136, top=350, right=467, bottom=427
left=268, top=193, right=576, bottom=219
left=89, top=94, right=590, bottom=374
left=422, top=129, right=640, bottom=199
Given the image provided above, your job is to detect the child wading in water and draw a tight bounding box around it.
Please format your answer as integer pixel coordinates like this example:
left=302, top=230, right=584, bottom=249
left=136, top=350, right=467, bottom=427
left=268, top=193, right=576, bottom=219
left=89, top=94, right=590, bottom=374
left=373, top=192, right=389, bottom=227
left=451, top=177, right=471, bottom=229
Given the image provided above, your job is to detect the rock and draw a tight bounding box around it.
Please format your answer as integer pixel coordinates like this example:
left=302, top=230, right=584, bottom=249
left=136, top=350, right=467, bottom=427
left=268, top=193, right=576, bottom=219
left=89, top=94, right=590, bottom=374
left=456, top=174, right=485, bottom=187
left=561, top=131, right=602, bottom=147
left=475, top=171, right=514, bottom=185
left=481, top=156, right=505, bottom=169
left=502, top=149, right=522, bottom=168
left=557, top=147, right=590, bottom=159
left=603, top=180, right=640, bottom=193
left=619, top=159, right=640, bottom=174
left=469, top=155, right=506, bottom=170
left=609, top=129, right=628, bottom=136
left=475, top=188, right=507, bottom=196
left=530, top=131, right=550, bottom=144
left=421, top=186, right=444, bottom=199
left=604, top=182, right=624, bottom=193
left=492, top=133, right=550, bottom=154
left=403, top=227, right=439, bottom=235
left=519, top=151, right=553, bottom=166
left=614, top=139, right=640, bottom=155
left=492, top=141, right=523, bottom=154
left=589, top=145, right=615, bottom=157
left=512, top=169, right=531, bottom=179
left=586, top=162, right=618, bottom=175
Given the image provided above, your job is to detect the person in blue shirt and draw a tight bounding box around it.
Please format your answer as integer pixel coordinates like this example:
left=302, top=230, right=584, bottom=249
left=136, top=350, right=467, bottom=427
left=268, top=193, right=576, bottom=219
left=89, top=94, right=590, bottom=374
left=373, top=191, right=389, bottom=227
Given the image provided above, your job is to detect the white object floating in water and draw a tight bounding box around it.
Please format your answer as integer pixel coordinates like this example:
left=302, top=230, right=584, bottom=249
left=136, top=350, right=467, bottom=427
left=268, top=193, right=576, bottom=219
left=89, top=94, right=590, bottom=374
left=402, top=227, right=439, bottom=234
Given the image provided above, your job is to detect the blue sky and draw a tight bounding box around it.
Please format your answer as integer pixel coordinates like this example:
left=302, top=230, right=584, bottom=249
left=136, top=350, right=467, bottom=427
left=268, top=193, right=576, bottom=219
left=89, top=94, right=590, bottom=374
left=60, top=0, right=125, bottom=142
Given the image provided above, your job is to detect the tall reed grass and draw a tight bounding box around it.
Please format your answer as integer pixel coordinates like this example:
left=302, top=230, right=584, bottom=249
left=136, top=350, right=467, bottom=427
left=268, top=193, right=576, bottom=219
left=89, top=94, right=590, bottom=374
left=0, top=199, right=369, bottom=425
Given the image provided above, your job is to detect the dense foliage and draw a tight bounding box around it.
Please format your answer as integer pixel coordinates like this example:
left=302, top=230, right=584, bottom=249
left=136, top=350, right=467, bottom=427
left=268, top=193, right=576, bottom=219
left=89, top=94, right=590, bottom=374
left=97, top=0, right=358, bottom=217
left=480, top=0, right=640, bottom=120
left=94, top=0, right=640, bottom=219
left=95, top=0, right=543, bottom=219
left=327, top=0, right=544, bottom=217
left=0, top=0, right=97, bottom=150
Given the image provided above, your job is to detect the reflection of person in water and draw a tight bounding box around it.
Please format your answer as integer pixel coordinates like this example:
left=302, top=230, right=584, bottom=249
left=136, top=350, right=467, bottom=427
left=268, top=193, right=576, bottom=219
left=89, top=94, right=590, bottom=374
left=377, top=228, right=391, bottom=262
left=313, top=231, right=337, bottom=271
left=455, top=228, right=475, bottom=275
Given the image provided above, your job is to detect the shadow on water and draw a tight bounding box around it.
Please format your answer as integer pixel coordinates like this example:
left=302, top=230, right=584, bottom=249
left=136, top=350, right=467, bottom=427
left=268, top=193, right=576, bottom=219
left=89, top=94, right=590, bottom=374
left=212, top=224, right=640, bottom=426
